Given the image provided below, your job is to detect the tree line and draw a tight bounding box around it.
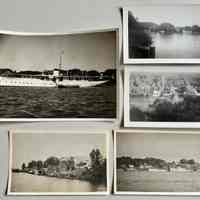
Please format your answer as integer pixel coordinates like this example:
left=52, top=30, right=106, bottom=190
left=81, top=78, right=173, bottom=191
left=0, top=68, right=116, bottom=80
left=14, top=148, right=107, bottom=184
left=117, top=156, right=199, bottom=170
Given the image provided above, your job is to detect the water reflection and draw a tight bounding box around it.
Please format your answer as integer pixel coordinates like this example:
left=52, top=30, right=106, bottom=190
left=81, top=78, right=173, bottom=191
left=151, top=33, right=200, bottom=58
left=11, top=173, right=106, bottom=193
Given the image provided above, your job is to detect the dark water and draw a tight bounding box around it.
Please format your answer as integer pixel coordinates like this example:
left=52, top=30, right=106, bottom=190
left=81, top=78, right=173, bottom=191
left=151, top=33, right=200, bottom=58
left=117, top=170, right=200, bottom=192
left=0, top=86, right=116, bottom=118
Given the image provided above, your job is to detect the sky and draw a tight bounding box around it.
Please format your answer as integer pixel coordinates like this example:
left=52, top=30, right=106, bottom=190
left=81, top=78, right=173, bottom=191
left=117, top=132, right=200, bottom=163
left=128, top=5, right=200, bottom=27
left=12, top=132, right=106, bottom=169
left=0, top=31, right=116, bottom=72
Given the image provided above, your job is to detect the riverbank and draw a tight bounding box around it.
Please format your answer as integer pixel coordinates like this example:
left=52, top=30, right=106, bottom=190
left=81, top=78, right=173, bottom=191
left=12, top=167, right=106, bottom=185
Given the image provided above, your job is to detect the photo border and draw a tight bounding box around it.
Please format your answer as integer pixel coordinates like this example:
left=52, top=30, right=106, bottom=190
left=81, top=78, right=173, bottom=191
left=7, top=129, right=110, bottom=196
left=0, top=27, right=119, bottom=122
left=123, top=5, right=200, bottom=64
left=124, top=66, right=200, bottom=128
left=114, top=128, right=200, bottom=195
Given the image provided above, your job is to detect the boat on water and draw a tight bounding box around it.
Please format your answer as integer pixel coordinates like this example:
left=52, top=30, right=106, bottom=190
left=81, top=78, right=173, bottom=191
left=170, top=167, right=191, bottom=172
left=148, top=168, right=167, bottom=172
left=0, top=74, right=107, bottom=88
left=0, top=52, right=108, bottom=88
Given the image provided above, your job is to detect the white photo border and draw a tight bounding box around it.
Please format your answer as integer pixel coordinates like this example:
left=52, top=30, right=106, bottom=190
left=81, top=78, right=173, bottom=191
left=0, top=28, right=119, bottom=122
left=124, top=66, right=200, bottom=128
left=7, top=129, right=110, bottom=196
left=123, top=5, right=200, bottom=64
left=114, top=128, right=200, bottom=195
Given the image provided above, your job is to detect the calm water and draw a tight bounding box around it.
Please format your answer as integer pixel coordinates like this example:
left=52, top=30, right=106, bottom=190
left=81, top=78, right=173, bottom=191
left=0, top=85, right=116, bottom=118
left=11, top=173, right=106, bottom=193
left=117, top=170, right=200, bottom=192
left=130, top=96, right=154, bottom=112
left=151, top=33, right=200, bottom=58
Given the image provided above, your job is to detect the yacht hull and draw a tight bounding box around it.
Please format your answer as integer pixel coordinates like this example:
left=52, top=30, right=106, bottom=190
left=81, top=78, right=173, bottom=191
left=0, top=76, right=107, bottom=88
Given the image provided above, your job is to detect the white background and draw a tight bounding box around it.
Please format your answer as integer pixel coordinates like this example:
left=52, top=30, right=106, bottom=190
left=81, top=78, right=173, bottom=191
left=0, top=0, right=200, bottom=199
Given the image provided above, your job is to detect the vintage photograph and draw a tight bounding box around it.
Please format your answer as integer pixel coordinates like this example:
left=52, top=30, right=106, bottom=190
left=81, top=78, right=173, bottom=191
left=8, top=130, right=109, bottom=195
left=124, top=67, right=200, bottom=127
left=115, top=129, right=200, bottom=194
left=0, top=30, right=116, bottom=119
left=123, top=5, right=200, bottom=63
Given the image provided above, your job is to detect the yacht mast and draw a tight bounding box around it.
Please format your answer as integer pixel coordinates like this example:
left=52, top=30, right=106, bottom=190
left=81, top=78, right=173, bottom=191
left=59, top=50, right=64, bottom=70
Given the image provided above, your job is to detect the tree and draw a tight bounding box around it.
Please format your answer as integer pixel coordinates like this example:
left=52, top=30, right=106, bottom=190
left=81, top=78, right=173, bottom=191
left=188, top=159, right=195, bottom=165
left=28, top=160, right=37, bottom=169
left=68, top=157, right=75, bottom=170
left=87, top=70, right=100, bottom=77
left=103, top=69, right=116, bottom=80
left=192, top=25, right=200, bottom=33
left=128, top=11, right=153, bottom=48
left=89, top=149, right=106, bottom=183
left=44, top=156, right=60, bottom=167
left=90, top=149, right=103, bottom=168
left=70, top=69, right=82, bottom=76
left=36, top=160, right=43, bottom=170
left=180, top=159, right=187, bottom=164
left=77, top=161, right=87, bottom=167
left=147, top=100, right=177, bottom=122
left=147, top=96, right=200, bottom=122
left=159, top=23, right=176, bottom=33
left=21, top=163, right=26, bottom=171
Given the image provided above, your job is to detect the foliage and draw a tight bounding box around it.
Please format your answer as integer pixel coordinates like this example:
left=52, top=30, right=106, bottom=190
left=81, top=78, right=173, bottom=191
left=16, top=149, right=106, bottom=185
left=130, top=106, right=146, bottom=121
left=192, top=25, right=200, bottom=33
left=27, top=160, right=37, bottom=169
left=130, top=96, right=200, bottom=122
left=67, top=157, right=75, bottom=170
left=158, top=23, right=176, bottom=32
left=148, top=96, right=200, bottom=122
left=117, top=157, right=167, bottom=169
left=21, top=163, right=26, bottom=170
left=128, top=11, right=153, bottom=48
left=117, top=157, right=199, bottom=171
left=76, top=161, right=87, bottom=167
left=87, top=149, right=107, bottom=184
left=44, top=156, right=60, bottom=167
left=36, top=160, right=43, bottom=170
left=180, top=159, right=195, bottom=165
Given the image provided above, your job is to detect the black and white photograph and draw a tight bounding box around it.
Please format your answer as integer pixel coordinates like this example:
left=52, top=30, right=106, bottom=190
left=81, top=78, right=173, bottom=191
left=123, top=5, right=200, bottom=63
left=115, top=129, right=200, bottom=195
left=7, top=130, right=109, bottom=195
left=124, top=67, right=200, bottom=128
left=0, top=30, right=116, bottom=119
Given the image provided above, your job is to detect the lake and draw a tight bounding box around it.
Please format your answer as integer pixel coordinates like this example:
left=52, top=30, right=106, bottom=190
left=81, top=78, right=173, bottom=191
left=0, top=85, right=116, bottom=118
left=117, top=169, right=200, bottom=192
left=151, top=33, right=200, bottom=58
left=11, top=173, right=106, bottom=193
left=130, top=96, right=154, bottom=112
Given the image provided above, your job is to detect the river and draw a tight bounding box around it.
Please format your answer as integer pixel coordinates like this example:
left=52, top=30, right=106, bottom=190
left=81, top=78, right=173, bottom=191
left=117, top=169, right=200, bottom=192
left=0, top=85, right=116, bottom=118
left=151, top=33, right=200, bottom=58
left=11, top=173, right=106, bottom=193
